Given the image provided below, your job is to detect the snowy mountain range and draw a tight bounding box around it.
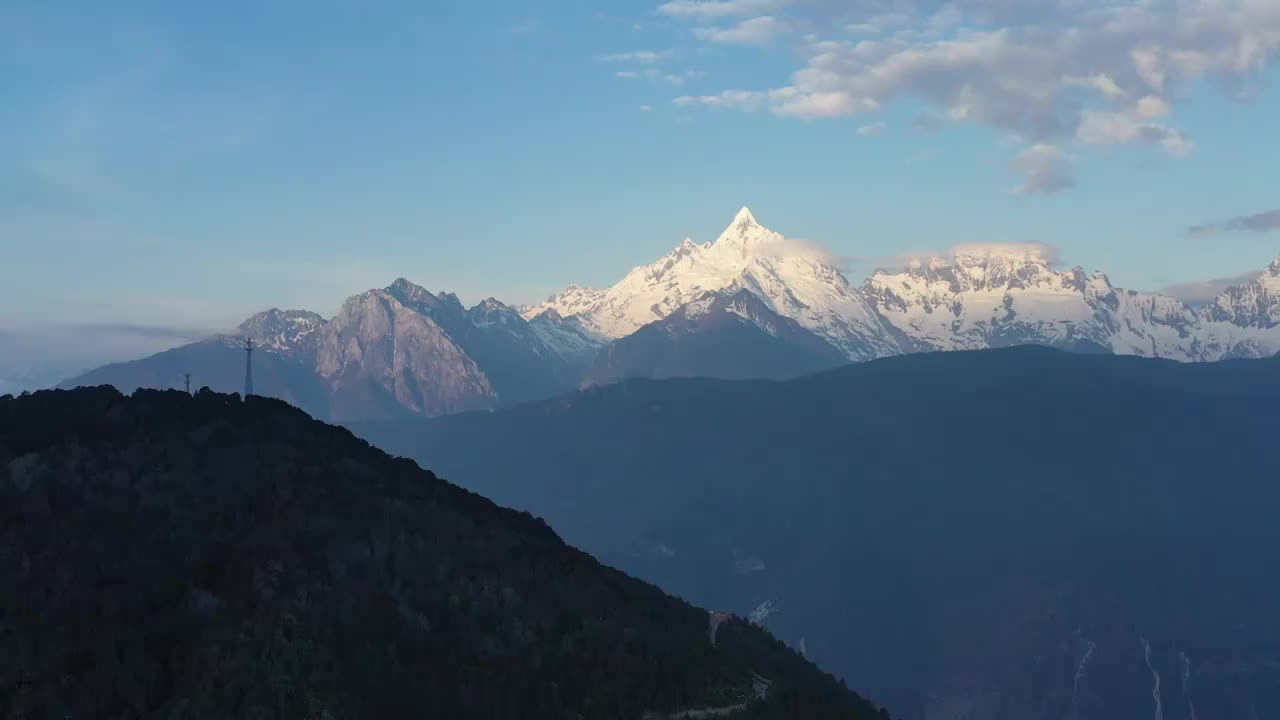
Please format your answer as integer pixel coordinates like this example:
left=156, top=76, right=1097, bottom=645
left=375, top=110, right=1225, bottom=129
left=529, top=208, right=1280, bottom=364
left=60, top=208, right=1278, bottom=419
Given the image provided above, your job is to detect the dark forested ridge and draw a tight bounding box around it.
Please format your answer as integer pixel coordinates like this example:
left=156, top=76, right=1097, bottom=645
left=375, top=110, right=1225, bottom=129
left=354, top=347, right=1280, bottom=720
left=0, top=387, right=889, bottom=720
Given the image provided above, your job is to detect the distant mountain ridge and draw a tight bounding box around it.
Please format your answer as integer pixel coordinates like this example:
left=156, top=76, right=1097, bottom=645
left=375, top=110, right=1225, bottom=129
left=61, top=279, right=600, bottom=422
left=530, top=208, right=1280, bottom=363
left=61, top=209, right=1279, bottom=419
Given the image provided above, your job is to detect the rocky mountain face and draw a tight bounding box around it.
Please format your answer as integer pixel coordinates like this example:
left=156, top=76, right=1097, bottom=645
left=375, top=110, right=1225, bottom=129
left=0, top=386, right=891, bottom=719
left=526, top=309, right=610, bottom=368
left=355, top=347, right=1280, bottom=720
left=61, top=281, right=582, bottom=422
left=314, top=288, right=496, bottom=420
left=586, top=288, right=848, bottom=385
left=234, top=309, right=328, bottom=359
left=526, top=208, right=901, bottom=361
left=381, top=279, right=579, bottom=405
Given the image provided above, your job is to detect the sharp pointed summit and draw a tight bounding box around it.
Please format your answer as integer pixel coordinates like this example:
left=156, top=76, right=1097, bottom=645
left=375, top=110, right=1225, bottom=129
left=714, top=206, right=783, bottom=249
left=527, top=207, right=900, bottom=359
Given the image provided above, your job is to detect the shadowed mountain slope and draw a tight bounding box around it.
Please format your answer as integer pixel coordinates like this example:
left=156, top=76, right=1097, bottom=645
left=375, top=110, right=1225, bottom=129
left=0, top=387, right=890, bottom=720
left=354, top=347, right=1280, bottom=720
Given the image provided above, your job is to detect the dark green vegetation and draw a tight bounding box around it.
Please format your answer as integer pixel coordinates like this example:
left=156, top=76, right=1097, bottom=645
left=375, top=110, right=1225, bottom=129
left=356, top=347, right=1280, bottom=720
left=0, top=387, right=890, bottom=719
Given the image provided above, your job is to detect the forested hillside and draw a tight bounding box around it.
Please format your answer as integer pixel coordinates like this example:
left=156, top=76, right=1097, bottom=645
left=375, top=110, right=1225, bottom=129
left=0, top=387, right=890, bottom=720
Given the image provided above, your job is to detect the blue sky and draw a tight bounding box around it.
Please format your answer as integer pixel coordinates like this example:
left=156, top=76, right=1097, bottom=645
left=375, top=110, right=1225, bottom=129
left=2, top=0, right=1279, bottom=347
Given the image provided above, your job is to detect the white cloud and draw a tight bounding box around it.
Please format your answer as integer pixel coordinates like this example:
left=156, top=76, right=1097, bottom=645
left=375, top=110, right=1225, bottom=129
left=1135, top=95, right=1171, bottom=119
left=1076, top=108, right=1194, bottom=155
left=695, top=16, right=788, bottom=45
left=661, top=0, right=1280, bottom=190
left=857, top=122, right=888, bottom=135
left=597, top=49, right=674, bottom=63
left=1160, top=271, right=1263, bottom=305
left=1012, top=144, right=1075, bottom=195
left=865, top=241, right=1065, bottom=274
left=617, top=68, right=703, bottom=86
left=641, top=104, right=655, bottom=112
left=1188, top=208, right=1280, bottom=237
left=659, top=0, right=788, bottom=20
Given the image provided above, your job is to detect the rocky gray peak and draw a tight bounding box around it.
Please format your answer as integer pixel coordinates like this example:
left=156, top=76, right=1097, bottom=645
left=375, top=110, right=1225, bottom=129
left=525, top=306, right=609, bottom=368
left=236, top=309, right=327, bottom=358
left=315, top=290, right=495, bottom=419
left=437, top=291, right=467, bottom=312
left=532, top=308, right=564, bottom=323
left=386, top=278, right=442, bottom=308
left=468, top=298, right=522, bottom=328
left=384, top=281, right=474, bottom=341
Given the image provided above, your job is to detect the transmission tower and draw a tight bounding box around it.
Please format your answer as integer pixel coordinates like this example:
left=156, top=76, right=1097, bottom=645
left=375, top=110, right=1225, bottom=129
left=243, top=337, right=254, bottom=398
left=184, top=373, right=191, bottom=395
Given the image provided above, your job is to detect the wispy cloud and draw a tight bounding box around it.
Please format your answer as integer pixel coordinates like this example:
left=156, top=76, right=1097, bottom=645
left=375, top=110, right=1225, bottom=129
left=854, top=242, right=1064, bottom=275
left=1012, top=144, right=1075, bottom=195
left=694, top=16, right=788, bottom=45
left=1159, top=271, right=1263, bottom=305
left=597, top=49, right=674, bottom=64
left=615, top=68, right=704, bottom=86
left=1188, top=209, right=1280, bottom=238
left=756, top=236, right=854, bottom=271
left=857, top=122, right=888, bottom=136
left=58, top=322, right=221, bottom=342
left=658, top=0, right=788, bottom=20
left=908, top=112, right=947, bottom=134
left=660, top=0, right=1280, bottom=191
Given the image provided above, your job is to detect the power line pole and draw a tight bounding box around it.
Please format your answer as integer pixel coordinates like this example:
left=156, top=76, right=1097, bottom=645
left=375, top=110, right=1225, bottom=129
left=243, top=337, right=254, bottom=398
left=184, top=373, right=191, bottom=395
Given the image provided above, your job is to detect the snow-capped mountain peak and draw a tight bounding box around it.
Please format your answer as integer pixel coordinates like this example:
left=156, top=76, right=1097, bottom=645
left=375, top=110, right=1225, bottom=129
left=713, top=206, right=783, bottom=251
left=468, top=297, right=523, bottom=329
left=526, top=208, right=900, bottom=360
left=1196, top=257, right=1280, bottom=358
